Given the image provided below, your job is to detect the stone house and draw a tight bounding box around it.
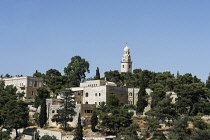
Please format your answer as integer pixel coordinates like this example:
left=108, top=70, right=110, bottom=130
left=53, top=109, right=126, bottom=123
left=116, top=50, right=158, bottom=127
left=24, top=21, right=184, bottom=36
left=1, top=76, right=44, bottom=99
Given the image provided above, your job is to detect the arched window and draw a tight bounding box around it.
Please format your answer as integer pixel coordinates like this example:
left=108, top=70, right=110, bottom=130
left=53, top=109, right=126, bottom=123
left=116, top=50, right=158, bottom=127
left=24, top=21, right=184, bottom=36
left=129, top=92, right=133, bottom=96
left=122, top=65, right=124, bottom=68
left=86, top=92, right=88, bottom=97
left=85, top=102, right=88, bottom=104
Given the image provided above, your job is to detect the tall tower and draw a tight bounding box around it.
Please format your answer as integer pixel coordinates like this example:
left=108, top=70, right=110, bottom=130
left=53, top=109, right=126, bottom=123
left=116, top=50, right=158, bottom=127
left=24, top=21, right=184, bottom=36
left=121, top=46, right=132, bottom=73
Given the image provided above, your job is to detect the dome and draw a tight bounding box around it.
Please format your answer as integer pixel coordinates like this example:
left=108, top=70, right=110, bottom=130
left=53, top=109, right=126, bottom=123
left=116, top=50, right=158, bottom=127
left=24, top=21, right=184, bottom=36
left=124, top=46, right=130, bottom=51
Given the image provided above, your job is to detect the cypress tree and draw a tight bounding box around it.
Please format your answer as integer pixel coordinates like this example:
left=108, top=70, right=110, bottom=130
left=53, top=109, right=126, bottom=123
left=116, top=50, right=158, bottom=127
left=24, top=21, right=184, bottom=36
left=206, top=73, right=210, bottom=89
left=74, top=113, right=83, bottom=140
left=94, top=67, right=100, bottom=80
left=39, top=99, right=47, bottom=128
left=91, top=111, right=98, bottom=132
left=136, top=74, right=148, bottom=114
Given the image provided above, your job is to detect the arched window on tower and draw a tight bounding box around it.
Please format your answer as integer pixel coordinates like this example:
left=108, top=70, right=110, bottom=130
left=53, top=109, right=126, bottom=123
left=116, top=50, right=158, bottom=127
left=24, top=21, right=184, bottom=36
left=123, top=65, right=124, bottom=68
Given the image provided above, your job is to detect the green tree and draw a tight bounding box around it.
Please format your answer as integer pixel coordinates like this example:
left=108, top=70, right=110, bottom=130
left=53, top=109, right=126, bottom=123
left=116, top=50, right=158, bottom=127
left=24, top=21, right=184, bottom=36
left=91, top=111, right=98, bottom=132
left=40, top=135, right=58, bottom=140
left=74, top=113, right=83, bottom=140
left=33, top=70, right=43, bottom=78
left=168, top=116, right=191, bottom=140
left=100, top=108, right=133, bottom=135
left=175, top=83, right=208, bottom=115
left=54, top=90, right=76, bottom=131
left=146, top=95, right=177, bottom=126
left=2, top=100, right=29, bottom=138
left=206, top=73, right=210, bottom=89
left=4, top=74, right=11, bottom=78
left=107, top=94, right=119, bottom=108
left=150, top=83, right=166, bottom=108
left=116, top=123, right=139, bottom=140
left=94, top=67, right=100, bottom=80
left=64, top=56, right=90, bottom=87
left=39, top=99, right=47, bottom=128
left=104, top=70, right=124, bottom=86
left=45, top=69, right=63, bottom=93
left=0, top=82, right=17, bottom=110
left=136, top=74, right=148, bottom=114
left=0, top=131, right=11, bottom=140
left=17, top=91, right=25, bottom=100
left=34, top=87, right=50, bottom=108
left=143, top=116, right=161, bottom=138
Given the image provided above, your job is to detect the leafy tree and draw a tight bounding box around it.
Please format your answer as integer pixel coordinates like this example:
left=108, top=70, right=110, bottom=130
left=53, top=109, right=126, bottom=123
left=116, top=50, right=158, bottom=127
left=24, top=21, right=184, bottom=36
left=123, top=104, right=137, bottom=110
left=0, top=82, right=17, bottom=110
left=181, top=73, right=193, bottom=85
left=143, top=116, right=161, bottom=138
left=74, top=113, right=83, bottom=140
left=136, top=74, right=148, bottom=114
left=39, top=99, right=47, bottom=128
left=94, top=67, right=100, bottom=80
left=34, top=87, right=50, bottom=108
left=206, top=73, right=210, bottom=89
left=40, top=135, right=58, bottom=140
left=104, top=70, right=123, bottom=86
left=0, top=131, right=11, bottom=140
left=107, top=94, right=119, bottom=108
left=45, top=69, right=63, bottom=93
left=150, top=83, right=166, bottom=108
left=175, top=83, right=208, bottom=115
left=91, top=111, right=98, bottom=132
left=1, top=100, right=29, bottom=137
left=54, top=90, right=76, bottom=131
left=46, top=69, right=61, bottom=77
left=188, top=115, right=210, bottom=140
left=33, top=70, right=43, bottom=78
left=17, top=91, right=25, bottom=100
left=116, top=123, right=140, bottom=140
left=146, top=95, right=177, bottom=126
left=0, top=81, right=18, bottom=127
left=120, top=72, right=134, bottom=87
left=168, top=116, right=191, bottom=140
left=4, top=74, right=11, bottom=78
left=100, top=108, right=133, bottom=135
left=64, top=56, right=90, bottom=87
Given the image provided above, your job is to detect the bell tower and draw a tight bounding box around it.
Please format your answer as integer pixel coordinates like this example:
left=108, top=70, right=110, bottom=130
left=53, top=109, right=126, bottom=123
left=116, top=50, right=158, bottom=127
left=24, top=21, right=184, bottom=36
left=121, top=46, right=132, bottom=73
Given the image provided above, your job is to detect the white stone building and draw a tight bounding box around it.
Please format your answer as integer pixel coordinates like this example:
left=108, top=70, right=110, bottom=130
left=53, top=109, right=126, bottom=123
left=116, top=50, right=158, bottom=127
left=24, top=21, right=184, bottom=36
left=1, top=76, right=44, bottom=99
left=57, top=80, right=129, bottom=106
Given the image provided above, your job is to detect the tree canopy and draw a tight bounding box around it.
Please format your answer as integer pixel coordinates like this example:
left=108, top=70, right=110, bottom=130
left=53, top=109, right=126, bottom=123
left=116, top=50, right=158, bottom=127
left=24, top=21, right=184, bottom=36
left=64, top=56, right=90, bottom=87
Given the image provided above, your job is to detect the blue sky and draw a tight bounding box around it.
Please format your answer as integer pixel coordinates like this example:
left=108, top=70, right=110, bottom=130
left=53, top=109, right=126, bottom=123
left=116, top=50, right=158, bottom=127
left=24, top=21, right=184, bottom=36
left=0, top=0, right=210, bottom=81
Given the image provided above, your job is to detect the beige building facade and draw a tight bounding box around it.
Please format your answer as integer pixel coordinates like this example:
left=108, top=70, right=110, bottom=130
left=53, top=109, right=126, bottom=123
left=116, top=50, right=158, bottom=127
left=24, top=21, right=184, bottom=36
left=69, top=80, right=128, bottom=106
left=2, top=76, right=44, bottom=99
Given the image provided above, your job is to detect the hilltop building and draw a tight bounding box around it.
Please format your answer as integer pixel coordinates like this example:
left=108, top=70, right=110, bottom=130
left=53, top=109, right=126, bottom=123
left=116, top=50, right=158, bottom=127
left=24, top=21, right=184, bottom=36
left=1, top=76, right=44, bottom=99
left=121, top=46, right=132, bottom=73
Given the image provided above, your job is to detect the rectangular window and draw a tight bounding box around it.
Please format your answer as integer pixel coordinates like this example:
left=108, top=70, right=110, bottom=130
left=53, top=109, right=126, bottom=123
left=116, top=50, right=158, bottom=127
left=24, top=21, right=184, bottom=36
left=34, top=81, right=37, bottom=87
left=95, top=93, right=97, bottom=96
left=99, top=93, right=101, bottom=96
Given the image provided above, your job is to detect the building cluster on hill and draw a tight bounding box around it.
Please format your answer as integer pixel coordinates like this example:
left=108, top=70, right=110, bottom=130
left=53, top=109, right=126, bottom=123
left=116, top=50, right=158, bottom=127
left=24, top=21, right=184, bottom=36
left=0, top=46, right=180, bottom=140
